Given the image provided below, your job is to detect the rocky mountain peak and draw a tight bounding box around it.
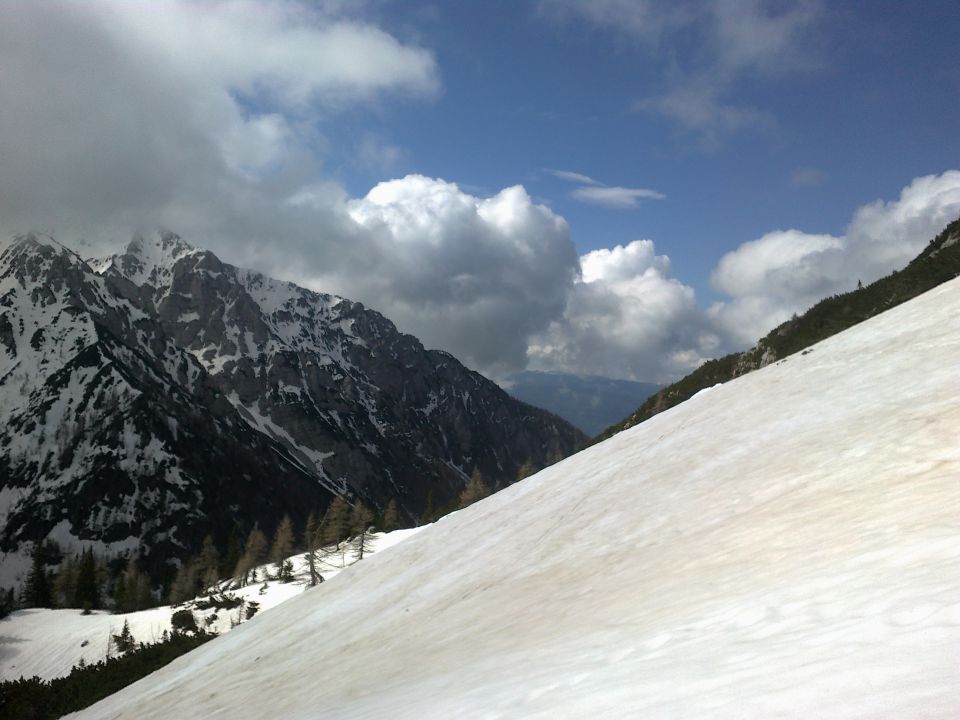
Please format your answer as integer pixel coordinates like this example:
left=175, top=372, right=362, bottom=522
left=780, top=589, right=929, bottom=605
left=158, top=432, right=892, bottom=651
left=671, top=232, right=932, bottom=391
left=104, top=230, right=208, bottom=291
left=3, top=232, right=79, bottom=271
left=125, top=229, right=197, bottom=264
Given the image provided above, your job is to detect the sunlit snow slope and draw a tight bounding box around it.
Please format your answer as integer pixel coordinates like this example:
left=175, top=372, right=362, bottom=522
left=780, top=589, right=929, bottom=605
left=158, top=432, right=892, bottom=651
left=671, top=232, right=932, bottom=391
left=76, top=279, right=960, bottom=719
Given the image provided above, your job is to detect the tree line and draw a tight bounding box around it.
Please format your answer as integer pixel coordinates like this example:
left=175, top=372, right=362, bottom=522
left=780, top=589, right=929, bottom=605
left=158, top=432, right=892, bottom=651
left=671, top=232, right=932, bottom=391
left=3, top=464, right=515, bottom=617
left=4, top=494, right=407, bottom=614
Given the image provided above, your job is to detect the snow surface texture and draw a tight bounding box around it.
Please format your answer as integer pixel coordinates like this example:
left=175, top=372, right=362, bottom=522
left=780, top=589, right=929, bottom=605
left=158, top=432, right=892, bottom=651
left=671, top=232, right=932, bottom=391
left=0, top=529, right=421, bottom=682
left=75, top=279, right=960, bottom=718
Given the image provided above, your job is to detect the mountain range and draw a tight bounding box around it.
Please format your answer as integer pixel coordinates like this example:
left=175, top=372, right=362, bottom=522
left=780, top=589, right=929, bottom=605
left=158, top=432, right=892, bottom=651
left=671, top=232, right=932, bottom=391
left=0, top=232, right=584, bottom=584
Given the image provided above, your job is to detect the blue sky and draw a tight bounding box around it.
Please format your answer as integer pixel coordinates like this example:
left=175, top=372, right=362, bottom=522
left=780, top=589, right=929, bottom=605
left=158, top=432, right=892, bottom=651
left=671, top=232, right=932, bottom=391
left=2, top=1, right=959, bottom=382
left=327, top=0, right=960, bottom=297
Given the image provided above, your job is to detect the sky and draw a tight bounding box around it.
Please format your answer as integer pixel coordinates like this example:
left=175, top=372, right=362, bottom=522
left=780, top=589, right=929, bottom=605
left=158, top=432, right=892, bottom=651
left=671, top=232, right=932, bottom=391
left=1, top=0, right=959, bottom=383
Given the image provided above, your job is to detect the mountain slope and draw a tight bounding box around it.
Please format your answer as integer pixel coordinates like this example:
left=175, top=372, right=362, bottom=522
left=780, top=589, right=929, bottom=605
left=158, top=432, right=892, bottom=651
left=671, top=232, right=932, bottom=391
left=504, top=370, right=658, bottom=435
left=0, top=232, right=583, bottom=584
left=0, top=235, right=328, bottom=581
left=99, top=232, right=584, bottom=509
left=596, top=215, right=960, bottom=442
left=76, top=273, right=960, bottom=718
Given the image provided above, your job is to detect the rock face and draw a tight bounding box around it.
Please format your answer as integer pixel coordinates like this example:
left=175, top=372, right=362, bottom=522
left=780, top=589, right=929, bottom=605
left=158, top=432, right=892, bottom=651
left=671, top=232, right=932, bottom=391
left=0, top=232, right=584, bottom=583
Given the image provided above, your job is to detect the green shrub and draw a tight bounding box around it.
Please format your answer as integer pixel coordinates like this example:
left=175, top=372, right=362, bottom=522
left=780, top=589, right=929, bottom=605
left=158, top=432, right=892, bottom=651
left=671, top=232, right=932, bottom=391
left=170, top=608, right=198, bottom=635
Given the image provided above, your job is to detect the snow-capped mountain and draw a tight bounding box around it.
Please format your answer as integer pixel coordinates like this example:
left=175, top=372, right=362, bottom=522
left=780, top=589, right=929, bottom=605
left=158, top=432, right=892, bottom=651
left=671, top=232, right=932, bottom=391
left=0, top=232, right=584, bottom=584
left=75, top=273, right=960, bottom=719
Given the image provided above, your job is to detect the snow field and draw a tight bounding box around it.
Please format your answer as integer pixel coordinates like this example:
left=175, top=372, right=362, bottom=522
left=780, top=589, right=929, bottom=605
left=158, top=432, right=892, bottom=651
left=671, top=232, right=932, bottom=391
left=70, top=277, right=960, bottom=718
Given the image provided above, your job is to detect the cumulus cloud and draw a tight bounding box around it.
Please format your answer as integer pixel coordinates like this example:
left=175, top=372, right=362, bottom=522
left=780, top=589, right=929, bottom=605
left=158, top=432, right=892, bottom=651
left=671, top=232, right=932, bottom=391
left=529, top=241, right=718, bottom=382
left=290, top=176, right=580, bottom=377
left=708, top=171, right=960, bottom=345
left=532, top=171, right=960, bottom=381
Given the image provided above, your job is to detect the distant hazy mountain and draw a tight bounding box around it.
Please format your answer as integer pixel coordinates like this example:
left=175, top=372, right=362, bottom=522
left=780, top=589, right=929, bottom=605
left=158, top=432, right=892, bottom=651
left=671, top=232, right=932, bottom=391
left=504, top=371, right=658, bottom=436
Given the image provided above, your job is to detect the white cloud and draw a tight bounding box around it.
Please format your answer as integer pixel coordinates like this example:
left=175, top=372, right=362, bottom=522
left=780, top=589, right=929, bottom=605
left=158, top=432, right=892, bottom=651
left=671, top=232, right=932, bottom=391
left=549, top=0, right=824, bottom=142
left=580, top=241, right=671, bottom=283
left=539, top=0, right=691, bottom=45
left=571, top=185, right=666, bottom=208
left=1, top=3, right=957, bottom=390
left=547, top=169, right=666, bottom=209
left=108, top=1, right=439, bottom=109
left=529, top=240, right=718, bottom=382
left=791, top=167, right=827, bottom=187
left=708, top=171, right=960, bottom=345
left=304, top=176, right=580, bottom=378
left=709, top=0, right=822, bottom=77
left=545, top=169, right=602, bottom=185
left=532, top=171, right=960, bottom=382
left=635, top=83, right=773, bottom=143
left=707, top=229, right=844, bottom=345
left=0, top=1, right=438, bottom=245
left=711, top=230, right=844, bottom=300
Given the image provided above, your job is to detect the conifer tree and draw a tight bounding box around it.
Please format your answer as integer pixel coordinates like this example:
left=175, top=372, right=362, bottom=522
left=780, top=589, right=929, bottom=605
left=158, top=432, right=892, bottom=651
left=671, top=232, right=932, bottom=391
left=0, top=587, right=15, bottom=619
left=234, top=527, right=268, bottom=586
left=73, top=548, right=100, bottom=611
left=270, top=516, right=295, bottom=580
left=112, top=571, right=128, bottom=612
left=221, top=527, right=242, bottom=578
left=122, top=557, right=140, bottom=612
left=114, top=556, right=152, bottom=612
left=458, top=469, right=490, bottom=509
left=113, top=619, right=136, bottom=653
left=321, top=496, right=351, bottom=547
left=54, top=553, right=78, bottom=608
left=381, top=499, right=401, bottom=532
left=516, top=461, right=537, bottom=481
left=419, top=491, right=435, bottom=526
left=23, top=542, right=52, bottom=608
left=168, top=560, right=199, bottom=605
left=197, top=536, right=221, bottom=593
left=350, top=503, right=375, bottom=560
